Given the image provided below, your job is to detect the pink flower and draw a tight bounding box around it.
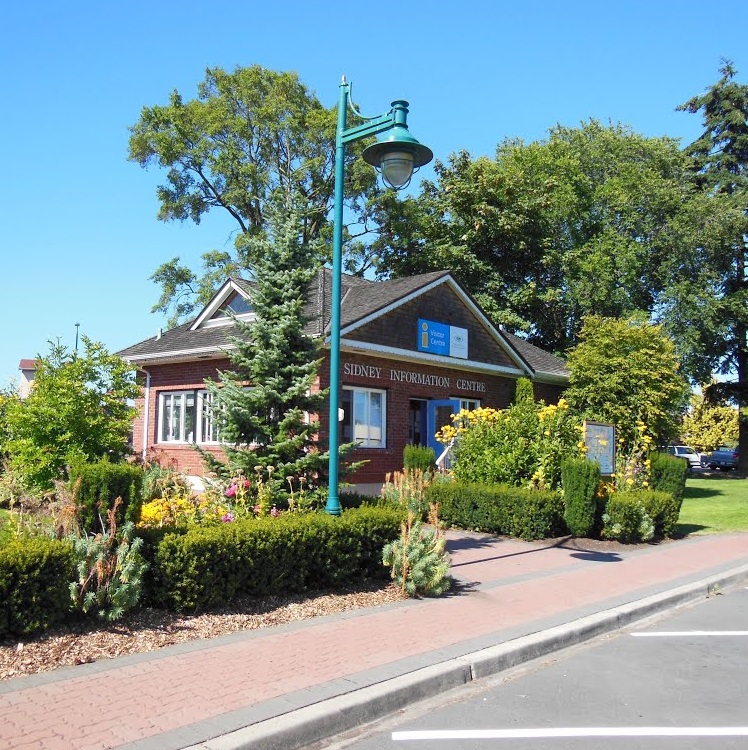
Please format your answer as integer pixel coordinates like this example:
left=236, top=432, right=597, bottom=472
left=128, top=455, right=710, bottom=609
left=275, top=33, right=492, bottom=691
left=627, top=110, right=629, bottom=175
left=253, top=504, right=261, bottom=514
left=221, top=512, right=235, bottom=523
left=243, top=480, right=251, bottom=489
left=225, top=484, right=237, bottom=498
left=270, top=506, right=280, bottom=517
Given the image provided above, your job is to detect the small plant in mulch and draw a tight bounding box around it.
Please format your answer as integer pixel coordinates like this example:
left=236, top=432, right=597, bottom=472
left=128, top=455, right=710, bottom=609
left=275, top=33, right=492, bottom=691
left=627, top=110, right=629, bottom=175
left=382, top=470, right=451, bottom=597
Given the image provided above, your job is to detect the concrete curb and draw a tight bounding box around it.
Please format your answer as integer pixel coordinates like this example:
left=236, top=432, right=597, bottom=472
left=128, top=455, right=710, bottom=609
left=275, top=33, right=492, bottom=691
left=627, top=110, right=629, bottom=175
left=182, top=563, right=748, bottom=750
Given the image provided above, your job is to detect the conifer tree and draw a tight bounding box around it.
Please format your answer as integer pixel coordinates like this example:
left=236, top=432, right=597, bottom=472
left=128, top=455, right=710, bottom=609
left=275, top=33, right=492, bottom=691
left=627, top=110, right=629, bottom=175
left=676, top=60, right=748, bottom=471
left=202, top=195, right=328, bottom=498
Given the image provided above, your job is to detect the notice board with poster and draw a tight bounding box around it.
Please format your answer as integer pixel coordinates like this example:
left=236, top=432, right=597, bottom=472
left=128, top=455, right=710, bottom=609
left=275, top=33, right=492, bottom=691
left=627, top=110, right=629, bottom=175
left=584, top=421, right=615, bottom=476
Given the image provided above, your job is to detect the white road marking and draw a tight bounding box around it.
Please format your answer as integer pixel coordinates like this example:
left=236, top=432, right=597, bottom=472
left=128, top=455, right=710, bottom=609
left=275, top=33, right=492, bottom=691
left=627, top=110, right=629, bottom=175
left=631, top=631, right=748, bottom=637
left=392, top=727, right=748, bottom=740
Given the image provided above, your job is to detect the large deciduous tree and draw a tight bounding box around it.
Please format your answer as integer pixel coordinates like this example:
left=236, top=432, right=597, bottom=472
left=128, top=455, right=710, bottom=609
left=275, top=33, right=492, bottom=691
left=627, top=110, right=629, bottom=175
left=564, top=316, right=690, bottom=451
left=1, top=339, right=139, bottom=492
left=375, top=121, right=704, bottom=355
left=129, top=65, right=379, bottom=326
left=673, top=60, right=748, bottom=471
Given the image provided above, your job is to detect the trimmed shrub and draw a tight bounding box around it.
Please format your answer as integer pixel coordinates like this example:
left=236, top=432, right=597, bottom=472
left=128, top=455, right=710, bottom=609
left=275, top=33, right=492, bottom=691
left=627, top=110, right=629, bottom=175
left=649, top=452, right=688, bottom=507
left=149, top=506, right=404, bottom=612
left=403, top=444, right=436, bottom=472
left=69, top=460, right=145, bottom=534
left=638, top=490, right=681, bottom=538
left=602, top=493, right=655, bottom=543
left=339, top=492, right=380, bottom=509
left=426, top=482, right=567, bottom=541
left=562, top=458, right=601, bottom=538
left=0, top=538, right=75, bottom=637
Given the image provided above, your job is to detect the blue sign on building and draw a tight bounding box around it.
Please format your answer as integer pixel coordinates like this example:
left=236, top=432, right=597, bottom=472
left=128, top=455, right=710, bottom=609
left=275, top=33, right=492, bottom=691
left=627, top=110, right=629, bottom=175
left=417, top=319, right=468, bottom=359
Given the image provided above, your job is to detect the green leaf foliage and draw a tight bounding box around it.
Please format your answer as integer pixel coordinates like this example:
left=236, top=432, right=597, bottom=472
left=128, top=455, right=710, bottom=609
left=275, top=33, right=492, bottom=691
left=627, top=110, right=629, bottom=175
left=426, top=482, right=567, bottom=541
left=149, top=507, right=403, bottom=613
left=681, top=392, right=739, bottom=452
left=0, top=539, right=75, bottom=637
left=403, top=444, right=436, bottom=472
left=0, top=339, right=139, bottom=493
left=69, top=514, right=148, bottom=623
left=674, top=61, right=748, bottom=470
left=561, top=458, right=602, bottom=538
left=68, top=460, right=145, bottom=535
left=382, top=521, right=450, bottom=597
left=448, top=389, right=581, bottom=492
left=564, top=316, right=690, bottom=451
left=648, top=452, right=688, bottom=510
left=129, top=65, right=378, bottom=326
left=376, top=121, right=705, bottom=355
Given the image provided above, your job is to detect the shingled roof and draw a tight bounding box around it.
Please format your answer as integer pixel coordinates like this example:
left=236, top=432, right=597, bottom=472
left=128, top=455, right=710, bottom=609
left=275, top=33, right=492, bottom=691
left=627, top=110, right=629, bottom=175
left=117, top=268, right=567, bottom=381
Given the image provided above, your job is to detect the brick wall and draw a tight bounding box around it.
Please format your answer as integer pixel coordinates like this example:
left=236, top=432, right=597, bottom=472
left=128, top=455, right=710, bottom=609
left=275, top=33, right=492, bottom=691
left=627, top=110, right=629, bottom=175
left=131, top=351, right=566, bottom=485
left=318, top=351, right=519, bottom=484
left=133, top=358, right=231, bottom=475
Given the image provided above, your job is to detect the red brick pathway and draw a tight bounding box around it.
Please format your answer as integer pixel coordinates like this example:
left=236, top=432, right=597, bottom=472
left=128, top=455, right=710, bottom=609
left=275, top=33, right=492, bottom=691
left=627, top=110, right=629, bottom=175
left=1, top=532, right=747, bottom=750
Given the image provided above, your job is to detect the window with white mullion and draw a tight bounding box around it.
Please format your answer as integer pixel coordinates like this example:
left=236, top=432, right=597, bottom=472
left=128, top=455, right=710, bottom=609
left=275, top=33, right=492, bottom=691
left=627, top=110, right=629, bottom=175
left=198, top=390, right=220, bottom=444
left=342, top=386, right=386, bottom=448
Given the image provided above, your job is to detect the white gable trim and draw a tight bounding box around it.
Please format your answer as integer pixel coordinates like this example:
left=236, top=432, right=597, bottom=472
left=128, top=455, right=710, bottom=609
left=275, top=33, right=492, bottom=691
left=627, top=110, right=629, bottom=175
left=340, top=339, right=531, bottom=378
left=121, top=344, right=235, bottom=364
left=190, top=279, right=254, bottom=331
left=339, top=274, right=532, bottom=373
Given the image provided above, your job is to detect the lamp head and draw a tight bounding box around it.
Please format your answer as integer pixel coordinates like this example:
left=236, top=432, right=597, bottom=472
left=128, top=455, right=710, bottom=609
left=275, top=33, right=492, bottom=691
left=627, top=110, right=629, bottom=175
left=362, top=100, right=433, bottom=189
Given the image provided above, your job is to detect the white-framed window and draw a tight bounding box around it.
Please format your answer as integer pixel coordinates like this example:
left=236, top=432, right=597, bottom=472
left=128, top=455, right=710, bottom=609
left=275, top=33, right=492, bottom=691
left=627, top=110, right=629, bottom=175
left=157, top=390, right=220, bottom=444
left=198, top=391, right=221, bottom=444
left=458, top=398, right=481, bottom=412
left=342, top=386, right=386, bottom=448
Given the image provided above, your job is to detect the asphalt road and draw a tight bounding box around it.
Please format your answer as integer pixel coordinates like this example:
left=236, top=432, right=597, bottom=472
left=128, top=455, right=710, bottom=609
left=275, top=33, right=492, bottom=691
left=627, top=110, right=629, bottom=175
left=319, top=585, right=748, bottom=750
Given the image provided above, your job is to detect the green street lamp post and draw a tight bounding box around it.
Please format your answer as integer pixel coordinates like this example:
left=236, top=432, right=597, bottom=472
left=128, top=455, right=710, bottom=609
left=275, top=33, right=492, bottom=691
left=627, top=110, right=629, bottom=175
left=325, top=78, right=433, bottom=516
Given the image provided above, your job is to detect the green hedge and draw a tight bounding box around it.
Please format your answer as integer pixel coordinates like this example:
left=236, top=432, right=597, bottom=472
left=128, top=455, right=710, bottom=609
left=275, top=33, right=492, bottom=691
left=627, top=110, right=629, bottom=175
left=602, top=489, right=680, bottom=543
left=426, top=482, right=567, bottom=540
left=561, top=458, right=601, bottom=538
left=403, top=444, right=436, bottom=472
left=649, top=452, right=688, bottom=507
left=149, top=506, right=404, bottom=612
left=69, top=460, right=145, bottom=534
left=0, top=538, right=75, bottom=637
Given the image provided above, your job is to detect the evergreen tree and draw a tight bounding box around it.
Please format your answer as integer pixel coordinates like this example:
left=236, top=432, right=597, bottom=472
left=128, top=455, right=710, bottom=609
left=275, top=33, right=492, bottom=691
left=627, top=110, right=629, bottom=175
left=202, top=196, right=328, bottom=498
left=676, top=60, right=748, bottom=471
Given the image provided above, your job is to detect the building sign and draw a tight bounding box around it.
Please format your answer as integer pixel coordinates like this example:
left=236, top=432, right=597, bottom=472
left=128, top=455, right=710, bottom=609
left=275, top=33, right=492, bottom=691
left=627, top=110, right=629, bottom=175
left=584, top=421, right=615, bottom=476
left=342, top=363, right=486, bottom=393
left=417, top=319, right=468, bottom=359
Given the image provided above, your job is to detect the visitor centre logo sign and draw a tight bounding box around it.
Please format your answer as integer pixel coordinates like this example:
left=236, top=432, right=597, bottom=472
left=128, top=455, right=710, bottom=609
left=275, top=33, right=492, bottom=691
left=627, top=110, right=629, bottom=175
left=417, top=319, right=468, bottom=359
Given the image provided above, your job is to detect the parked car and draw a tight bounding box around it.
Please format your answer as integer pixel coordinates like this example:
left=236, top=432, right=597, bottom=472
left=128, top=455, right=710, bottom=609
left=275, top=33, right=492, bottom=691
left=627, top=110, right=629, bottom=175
left=707, top=447, right=739, bottom=471
left=665, top=444, right=704, bottom=469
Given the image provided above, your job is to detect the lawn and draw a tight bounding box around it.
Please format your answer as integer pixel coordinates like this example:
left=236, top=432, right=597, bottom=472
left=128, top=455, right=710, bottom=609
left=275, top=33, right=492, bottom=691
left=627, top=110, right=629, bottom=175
left=676, top=474, right=748, bottom=535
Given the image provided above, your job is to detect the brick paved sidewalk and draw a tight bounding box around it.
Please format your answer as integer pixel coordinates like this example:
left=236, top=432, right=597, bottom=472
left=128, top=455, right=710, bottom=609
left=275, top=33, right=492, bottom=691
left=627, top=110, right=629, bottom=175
left=1, top=532, right=747, bottom=750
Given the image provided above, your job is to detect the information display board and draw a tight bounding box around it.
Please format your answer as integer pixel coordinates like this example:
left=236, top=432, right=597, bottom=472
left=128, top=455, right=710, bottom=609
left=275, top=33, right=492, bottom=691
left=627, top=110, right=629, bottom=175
left=584, top=421, right=615, bottom=476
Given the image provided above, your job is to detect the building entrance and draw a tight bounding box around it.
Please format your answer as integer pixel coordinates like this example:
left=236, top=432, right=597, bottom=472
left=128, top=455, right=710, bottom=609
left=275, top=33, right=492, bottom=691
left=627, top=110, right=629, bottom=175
left=408, top=399, right=427, bottom=446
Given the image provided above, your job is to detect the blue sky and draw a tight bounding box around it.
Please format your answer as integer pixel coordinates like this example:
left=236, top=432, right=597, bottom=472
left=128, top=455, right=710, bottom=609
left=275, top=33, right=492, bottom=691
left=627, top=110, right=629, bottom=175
left=2, top=0, right=747, bottom=388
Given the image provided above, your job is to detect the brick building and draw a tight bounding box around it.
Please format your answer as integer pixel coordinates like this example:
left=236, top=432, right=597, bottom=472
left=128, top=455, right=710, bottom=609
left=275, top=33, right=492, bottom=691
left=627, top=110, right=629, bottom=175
left=118, top=269, right=568, bottom=490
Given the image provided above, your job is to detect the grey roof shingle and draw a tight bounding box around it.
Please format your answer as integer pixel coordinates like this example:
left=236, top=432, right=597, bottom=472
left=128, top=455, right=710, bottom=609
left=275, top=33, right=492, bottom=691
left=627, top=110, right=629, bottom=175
left=117, top=268, right=567, bottom=380
left=501, top=331, right=569, bottom=378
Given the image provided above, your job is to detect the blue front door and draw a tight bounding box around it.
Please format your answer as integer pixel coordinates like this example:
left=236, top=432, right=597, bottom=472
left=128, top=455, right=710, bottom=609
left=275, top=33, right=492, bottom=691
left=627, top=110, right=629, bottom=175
left=426, top=399, right=461, bottom=457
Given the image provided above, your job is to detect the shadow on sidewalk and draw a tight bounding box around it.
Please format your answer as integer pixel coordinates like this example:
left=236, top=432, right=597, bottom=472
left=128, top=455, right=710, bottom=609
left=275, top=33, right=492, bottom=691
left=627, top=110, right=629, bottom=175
left=448, top=535, right=624, bottom=568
